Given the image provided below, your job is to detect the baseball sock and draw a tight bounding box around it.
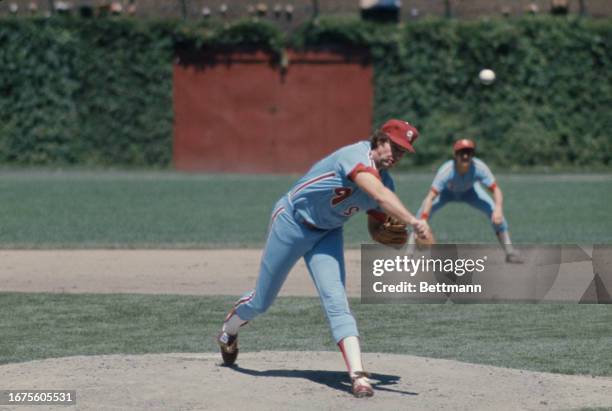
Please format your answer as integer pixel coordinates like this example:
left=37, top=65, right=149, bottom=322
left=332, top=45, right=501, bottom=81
left=222, top=312, right=247, bottom=335
left=406, top=232, right=416, bottom=256
left=338, top=336, right=366, bottom=378
left=497, top=231, right=516, bottom=255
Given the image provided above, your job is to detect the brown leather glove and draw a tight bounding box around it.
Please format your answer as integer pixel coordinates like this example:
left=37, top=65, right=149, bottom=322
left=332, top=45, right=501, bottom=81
left=373, top=216, right=408, bottom=248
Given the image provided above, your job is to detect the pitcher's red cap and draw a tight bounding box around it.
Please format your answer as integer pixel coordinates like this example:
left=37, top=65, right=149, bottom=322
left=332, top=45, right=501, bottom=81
left=453, top=139, right=476, bottom=153
left=381, top=119, right=419, bottom=153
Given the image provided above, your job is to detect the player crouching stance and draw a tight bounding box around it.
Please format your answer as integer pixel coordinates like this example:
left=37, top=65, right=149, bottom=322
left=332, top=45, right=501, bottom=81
left=217, top=119, right=430, bottom=398
left=407, top=138, right=523, bottom=263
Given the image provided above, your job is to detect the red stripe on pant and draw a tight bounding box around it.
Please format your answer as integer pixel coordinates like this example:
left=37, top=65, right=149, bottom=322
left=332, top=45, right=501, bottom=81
left=337, top=339, right=351, bottom=374
left=225, top=292, right=255, bottom=322
left=271, top=207, right=285, bottom=222
left=267, top=207, right=285, bottom=232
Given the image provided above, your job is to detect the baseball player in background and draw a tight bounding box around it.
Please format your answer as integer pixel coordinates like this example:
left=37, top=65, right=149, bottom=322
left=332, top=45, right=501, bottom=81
left=217, top=119, right=430, bottom=398
left=407, top=138, right=523, bottom=263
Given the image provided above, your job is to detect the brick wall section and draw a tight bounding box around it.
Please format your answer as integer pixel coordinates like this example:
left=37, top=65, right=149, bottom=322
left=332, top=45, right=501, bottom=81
left=172, top=48, right=374, bottom=173
left=2, top=0, right=610, bottom=19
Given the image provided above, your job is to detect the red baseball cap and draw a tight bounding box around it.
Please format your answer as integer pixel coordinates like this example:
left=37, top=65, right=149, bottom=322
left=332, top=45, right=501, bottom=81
left=453, top=138, right=476, bottom=153
left=381, top=119, right=419, bottom=153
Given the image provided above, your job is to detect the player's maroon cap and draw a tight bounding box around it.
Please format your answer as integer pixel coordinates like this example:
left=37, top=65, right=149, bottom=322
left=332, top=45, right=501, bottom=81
left=381, top=119, right=419, bottom=153
left=453, top=138, right=476, bottom=153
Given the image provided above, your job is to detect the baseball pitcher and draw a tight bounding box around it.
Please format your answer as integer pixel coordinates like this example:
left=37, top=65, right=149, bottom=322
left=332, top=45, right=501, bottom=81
left=217, top=119, right=430, bottom=398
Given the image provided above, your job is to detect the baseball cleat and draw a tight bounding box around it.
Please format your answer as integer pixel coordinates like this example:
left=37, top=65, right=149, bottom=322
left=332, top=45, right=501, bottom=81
left=217, top=332, right=238, bottom=366
left=351, top=371, right=374, bottom=398
left=506, top=252, right=524, bottom=264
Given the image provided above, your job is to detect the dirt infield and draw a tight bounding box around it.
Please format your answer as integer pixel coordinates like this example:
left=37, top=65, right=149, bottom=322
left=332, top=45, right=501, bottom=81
left=2, top=250, right=612, bottom=410
left=0, top=250, right=361, bottom=296
left=1, top=352, right=612, bottom=410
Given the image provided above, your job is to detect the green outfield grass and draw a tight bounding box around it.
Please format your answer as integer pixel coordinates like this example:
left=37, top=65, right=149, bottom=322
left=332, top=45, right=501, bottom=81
left=0, top=170, right=611, bottom=247
left=1, top=293, right=611, bottom=376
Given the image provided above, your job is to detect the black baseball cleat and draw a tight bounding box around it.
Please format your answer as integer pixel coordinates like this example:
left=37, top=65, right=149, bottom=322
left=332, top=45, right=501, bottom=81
left=506, top=252, right=524, bottom=264
left=217, top=332, right=239, bottom=366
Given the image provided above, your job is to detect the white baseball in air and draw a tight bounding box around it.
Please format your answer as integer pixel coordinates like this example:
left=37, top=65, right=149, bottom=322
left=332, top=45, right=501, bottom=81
left=479, top=68, right=496, bottom=85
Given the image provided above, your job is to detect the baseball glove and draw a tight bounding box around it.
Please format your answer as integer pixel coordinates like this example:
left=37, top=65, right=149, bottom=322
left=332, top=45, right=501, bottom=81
left=373, top=216, right=408, bottom=248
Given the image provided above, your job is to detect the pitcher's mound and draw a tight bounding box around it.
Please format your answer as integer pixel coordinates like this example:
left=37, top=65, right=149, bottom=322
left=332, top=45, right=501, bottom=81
left=1, top=351, right=611, bottom=410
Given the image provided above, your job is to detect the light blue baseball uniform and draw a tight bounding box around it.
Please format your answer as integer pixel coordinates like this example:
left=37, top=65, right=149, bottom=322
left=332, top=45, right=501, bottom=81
left=234, top=141, right=393, bottom=343
left=420, top=157, right=508, bottom=233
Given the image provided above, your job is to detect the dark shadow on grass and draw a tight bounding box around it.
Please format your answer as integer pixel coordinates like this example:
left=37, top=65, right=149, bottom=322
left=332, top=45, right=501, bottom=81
left=225, top=365, right=418, bottom=396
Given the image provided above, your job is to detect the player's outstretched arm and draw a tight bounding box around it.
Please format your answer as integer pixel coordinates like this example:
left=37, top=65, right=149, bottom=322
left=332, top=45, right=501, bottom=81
left=353, top=172, right=429, bottom=237
left=419, top=188, right=439, bottom=220
left=490, top=185, right=504, bottom=225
